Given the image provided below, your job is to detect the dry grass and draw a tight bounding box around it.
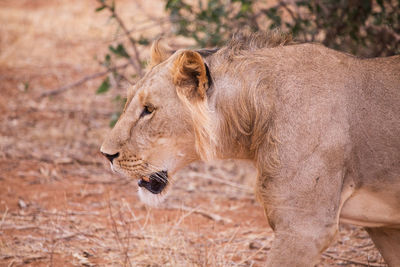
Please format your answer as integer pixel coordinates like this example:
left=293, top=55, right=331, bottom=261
left=0, top=0, right=387, bottom=266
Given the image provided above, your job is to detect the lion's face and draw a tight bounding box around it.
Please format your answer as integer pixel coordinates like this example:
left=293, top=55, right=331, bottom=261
left=101, top=44, right=211, bottom=205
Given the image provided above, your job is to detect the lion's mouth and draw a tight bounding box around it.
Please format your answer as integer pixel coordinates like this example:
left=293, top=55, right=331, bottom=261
left=138, top=170, right=168, bottom=194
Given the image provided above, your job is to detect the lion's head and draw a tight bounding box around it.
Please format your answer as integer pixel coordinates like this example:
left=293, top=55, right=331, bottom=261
left=100, top=40, right=216, bottom=205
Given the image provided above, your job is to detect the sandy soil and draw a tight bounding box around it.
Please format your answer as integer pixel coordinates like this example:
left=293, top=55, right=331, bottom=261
left=0, top=0, right=388, bottom=266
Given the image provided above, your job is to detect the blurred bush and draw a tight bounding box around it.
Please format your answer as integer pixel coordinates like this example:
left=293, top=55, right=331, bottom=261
left=166, top=0, right=399, bottom=57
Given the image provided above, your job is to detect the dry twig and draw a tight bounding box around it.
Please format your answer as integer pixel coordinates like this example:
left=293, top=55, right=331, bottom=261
left=96, top=0, right=143, bottom=76
left=323, top=252, right=387, bottom=267
left=0, top=207, right=8, bottom=229
left=40, top=63, right=129, bottom=98
left=107, top=195, right=133, bottom=267
left=165, top=204, right=232, bottom=224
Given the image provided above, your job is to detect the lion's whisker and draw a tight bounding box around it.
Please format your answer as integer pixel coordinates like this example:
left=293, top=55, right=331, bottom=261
left=153, top=172, right=168, bottom=184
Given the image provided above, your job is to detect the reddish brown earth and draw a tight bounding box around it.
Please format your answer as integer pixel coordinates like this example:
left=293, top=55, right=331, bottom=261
left=0, top=0, right=388, bottom=266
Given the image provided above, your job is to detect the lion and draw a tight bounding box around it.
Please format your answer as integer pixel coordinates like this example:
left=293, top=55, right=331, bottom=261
left=101, top=31, right=400, bottom=266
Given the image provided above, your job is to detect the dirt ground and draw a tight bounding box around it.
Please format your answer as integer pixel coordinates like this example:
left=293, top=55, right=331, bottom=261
left=0, top=0, right=388, bottom=266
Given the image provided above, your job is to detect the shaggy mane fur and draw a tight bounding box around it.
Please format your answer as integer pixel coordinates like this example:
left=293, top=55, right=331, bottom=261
left=185, top=31, right=290, bottom=164
left=197, top=30, right=293, bottom=60
left=225, top=30, right=293, bottom=55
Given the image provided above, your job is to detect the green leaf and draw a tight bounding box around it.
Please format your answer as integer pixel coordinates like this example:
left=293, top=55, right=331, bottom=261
left=95, top=5, right=106, bottom=12
left=140, top=60, right=148, bottom=68
left=24, top=82, right=29, bottom=92
left=138, top=37, right=149, bottom=45
left=113, top=95, right=122, bottom=102
left=109, top=44, right=129, bottom=58
left=102, top=53, right=111, bottom=67
left=110, top=0, right=115, bottom=12
left=96, top=77, right=110, bottom=94
left=240, top=3, right=251, bottom=13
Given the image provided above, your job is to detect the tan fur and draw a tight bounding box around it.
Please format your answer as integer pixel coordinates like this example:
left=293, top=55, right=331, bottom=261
left=101, top=32, right=400, bottom=266
left=149, top=38, right=172, bottom=67
left=224, top=29, right=293, bottom=60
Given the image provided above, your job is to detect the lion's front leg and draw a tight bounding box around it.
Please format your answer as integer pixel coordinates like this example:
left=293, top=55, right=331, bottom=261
left=266, top=229, right=336, bottom=266
left=265, top=222, right=338, bottom=266
left=257, top=156, right=345, bottom=266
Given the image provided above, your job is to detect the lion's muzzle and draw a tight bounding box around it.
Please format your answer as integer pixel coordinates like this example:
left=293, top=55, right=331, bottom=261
left=101, top=151, right=120, bottom=163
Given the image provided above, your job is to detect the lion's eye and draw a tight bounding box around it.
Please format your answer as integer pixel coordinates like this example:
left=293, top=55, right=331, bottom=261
left=140, top=105, right=154, bottom=118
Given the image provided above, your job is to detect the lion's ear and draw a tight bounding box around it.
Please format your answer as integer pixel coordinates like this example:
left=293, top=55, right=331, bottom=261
left=172, top=50, right=209, bottom=102
left=150, top=38, right=172, bottom=67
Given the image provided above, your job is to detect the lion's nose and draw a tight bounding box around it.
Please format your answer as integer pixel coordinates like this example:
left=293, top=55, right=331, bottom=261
left=101, top=152, right=120, bottom=163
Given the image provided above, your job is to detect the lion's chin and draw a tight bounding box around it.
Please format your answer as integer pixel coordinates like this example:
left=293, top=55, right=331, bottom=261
left=137, top=170, right=169, bottom=194
left=138, top=187, right=168, bottom=207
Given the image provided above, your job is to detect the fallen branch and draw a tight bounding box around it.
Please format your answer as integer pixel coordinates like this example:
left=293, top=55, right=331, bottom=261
left=0, top=206, right=8, bottom=229
left=23, top=256, right=48, bottom=264
left=165, top=204, right=232, bottom=224
left=41, top=210, right=101, bottom=216
left=322, top=252, right=386, bottom=267
left=238, top=242, right=269, bottom=265
left=40, top=63, right=129, bottom=98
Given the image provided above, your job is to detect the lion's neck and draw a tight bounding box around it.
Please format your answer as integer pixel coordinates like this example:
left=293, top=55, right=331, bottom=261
left=208, top=67, right=275, bottom=162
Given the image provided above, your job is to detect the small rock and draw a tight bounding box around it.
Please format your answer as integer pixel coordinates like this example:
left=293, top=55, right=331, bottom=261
left=18, top=199, right=27, bottom=209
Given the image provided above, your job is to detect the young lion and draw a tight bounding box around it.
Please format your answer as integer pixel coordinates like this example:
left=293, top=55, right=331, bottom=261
left=101, top=31, right=400, bottom=266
